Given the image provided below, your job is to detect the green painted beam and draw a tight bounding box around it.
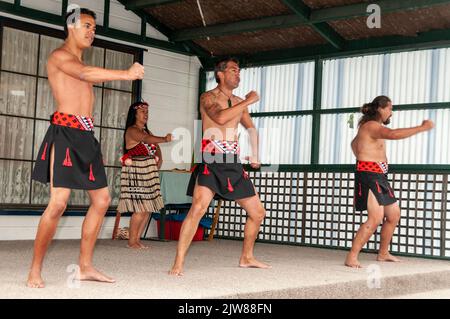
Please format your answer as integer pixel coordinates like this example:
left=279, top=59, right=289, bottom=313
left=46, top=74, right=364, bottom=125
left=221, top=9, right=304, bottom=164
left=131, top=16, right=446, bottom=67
left=61, top=0, right=67, bottom=17
left=203, top=27, right=450, bottom=69
left=281, top=0, right=345, bottom=50
left=312, top=0, right=450, bottom=23
left=103, top=0, right=110, bottom=31
left=0, top=1, right=192, bottom=55
left=124, top=0, right=181, bottom=10
left=1, top=1, right=62, bottom=26
left=171, top=0, right=450, bottom=42
left=244, top=164, right=450, bottom=173
left=171, top=15, right=304, bottom=42
left=95, top=26, right=187, bottom=54
left=140, top=15, right=147, bottom=40
left=311, top=22, right=346, bottom=50
left=310, top=58, right=322, bottom=164
left=116, top=0, right=210, bottom=58
left=118, top=0, right=172, bottom=35
left=248, top=102, right=450, bottom=118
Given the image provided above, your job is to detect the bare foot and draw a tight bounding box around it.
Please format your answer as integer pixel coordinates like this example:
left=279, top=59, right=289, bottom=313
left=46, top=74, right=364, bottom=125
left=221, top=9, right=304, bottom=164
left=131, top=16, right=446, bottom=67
left=137, top=242, right=149, bottom=249
left=239, top=257, right=272, bottom=269
left=78, top=266, right=115, bottom=283
left=377, top=252, right=401, bottom=262
left=127, top=242, right=141, bottom=249
left=27, top=270, right=45, bottom=288
left=345, top=253, right=362, bottom=268
left=168, top=264, right=184, bottom=276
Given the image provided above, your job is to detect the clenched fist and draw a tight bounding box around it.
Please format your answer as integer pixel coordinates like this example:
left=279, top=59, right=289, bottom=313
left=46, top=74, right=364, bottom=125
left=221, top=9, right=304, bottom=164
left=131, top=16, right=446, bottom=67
left=165, top=133, right=173, bottom=142
left=127, top=62, right=144, bottom=80
left=245, top=156, right=261, bottom=169
left=245, top=91, right=260, bottom=105
left=421, top=120, right=434, bottom=131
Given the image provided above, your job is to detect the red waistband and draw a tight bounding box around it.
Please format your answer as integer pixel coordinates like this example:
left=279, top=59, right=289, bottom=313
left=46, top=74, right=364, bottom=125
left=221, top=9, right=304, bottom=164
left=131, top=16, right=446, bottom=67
left=51, top=111, right=94, bottom=131
left=120, top=143, right=157, bottom=166
left=201, top=139, right=240, bottom=155
left=126, top=143, right=156, bottom=157
left=356, top=161, right=388, bottom=174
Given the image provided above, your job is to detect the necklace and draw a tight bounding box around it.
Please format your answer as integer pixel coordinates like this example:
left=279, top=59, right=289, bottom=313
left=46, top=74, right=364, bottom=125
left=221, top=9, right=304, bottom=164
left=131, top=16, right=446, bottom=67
left=218, top=87, right=232, bottom=108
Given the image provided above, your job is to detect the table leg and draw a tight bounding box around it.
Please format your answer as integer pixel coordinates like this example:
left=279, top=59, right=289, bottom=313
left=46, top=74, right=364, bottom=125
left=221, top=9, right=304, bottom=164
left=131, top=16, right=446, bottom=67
left=208, top=200, right=222, bottom=241
left=159, top=206, right=167, bottom=240
left=112, top=210, right=121, bottom=240
left=142, top=212, right=153, bottom=239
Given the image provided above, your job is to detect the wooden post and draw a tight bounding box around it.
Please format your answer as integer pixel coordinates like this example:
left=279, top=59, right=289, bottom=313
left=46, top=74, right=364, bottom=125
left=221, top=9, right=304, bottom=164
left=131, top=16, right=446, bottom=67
left=208, top=199, right=222, bottom=241
left=112, top=211, right=121, bottom=240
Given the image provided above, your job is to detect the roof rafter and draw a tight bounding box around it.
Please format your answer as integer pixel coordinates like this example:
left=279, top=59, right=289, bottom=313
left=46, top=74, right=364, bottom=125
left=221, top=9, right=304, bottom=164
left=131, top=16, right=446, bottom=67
left=171, top=0, right=450, bottom=43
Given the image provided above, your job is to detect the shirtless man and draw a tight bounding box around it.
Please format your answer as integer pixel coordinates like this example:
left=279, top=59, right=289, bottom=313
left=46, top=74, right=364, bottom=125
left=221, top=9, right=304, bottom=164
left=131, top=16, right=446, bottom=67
left=345, top=95, right=434, bottom=268
left=169, top=57, right=271, bottom=275
left=28, top=8, right=144, bottom=287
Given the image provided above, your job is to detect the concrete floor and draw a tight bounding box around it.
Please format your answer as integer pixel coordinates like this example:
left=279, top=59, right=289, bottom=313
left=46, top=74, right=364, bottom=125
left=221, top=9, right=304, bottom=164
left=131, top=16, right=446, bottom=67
left=1, top=239, right=450, bottom=299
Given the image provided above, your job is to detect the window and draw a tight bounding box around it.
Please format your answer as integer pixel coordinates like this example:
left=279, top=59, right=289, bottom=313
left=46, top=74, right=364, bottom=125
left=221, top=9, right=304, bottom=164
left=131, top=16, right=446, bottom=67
left=206, top=61, right=315, bottom=164
left=0, top=20, right=141, bottom=208
left=319, top=48, right=450, bottom=165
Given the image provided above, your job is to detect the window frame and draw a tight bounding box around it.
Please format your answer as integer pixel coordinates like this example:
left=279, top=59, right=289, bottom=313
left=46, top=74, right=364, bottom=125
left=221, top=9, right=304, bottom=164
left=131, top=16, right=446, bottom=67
left=0, top=16, right=143, bottom=210
left=202, top=52, right=450, bottom=173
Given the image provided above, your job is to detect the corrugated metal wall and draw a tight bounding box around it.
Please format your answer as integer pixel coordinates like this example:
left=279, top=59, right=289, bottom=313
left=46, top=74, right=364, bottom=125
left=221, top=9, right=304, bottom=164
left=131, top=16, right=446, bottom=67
left=206, top=62, right=314, bottom=164
left=321, top=48, right=450, bottom=164
left=206, top=48, right=450, bottom=165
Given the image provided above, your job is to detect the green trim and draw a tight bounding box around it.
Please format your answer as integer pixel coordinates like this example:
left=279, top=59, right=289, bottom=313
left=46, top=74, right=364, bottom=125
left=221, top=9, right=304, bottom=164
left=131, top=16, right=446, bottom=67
left=116, top=0, right=210, bottom=59
left=311, top=58, right=322, bottom=164
left=118, top=0, right=172, bottom=35
left=319, top=102, right=450, bottom=114
left=204, top=28, right=450, bottom=69
left=311, top=22, right=346, bottom=50
left=103, top=0, right=110, bottom=31
left=0, top=1, right=192, bottom=55
left=96, top=27, right=187, bottom=54
left=281, top=0, right=345, bottom=49
left=250, top=110, right=314, bottom=117
left=172, top=0, right=450, bottom=42
left=171, top=15, right=305, bottom=42
left=61, top=0, right=67, bottom=17
left=179, top=41, right=210, bottom=59
left=125, top=0, right=180, bottom=10
left=244, top=164, right=450, bottom=173
left=248, top=102, right=450, bottom=118
left=312, top=0, right=450, bottom=23
left=140, top=14, right=146, bottom=39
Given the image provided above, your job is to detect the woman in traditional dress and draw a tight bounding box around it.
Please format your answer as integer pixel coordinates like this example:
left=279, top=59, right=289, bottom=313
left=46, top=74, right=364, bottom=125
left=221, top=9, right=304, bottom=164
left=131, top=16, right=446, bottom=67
left=117, top=101, right=172, bottom=249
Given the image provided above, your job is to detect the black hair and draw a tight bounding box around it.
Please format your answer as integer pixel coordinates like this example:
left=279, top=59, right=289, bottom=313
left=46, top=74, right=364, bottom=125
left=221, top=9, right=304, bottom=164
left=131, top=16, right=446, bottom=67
left=64, top=8, right=96, bottom=39
left=359, top=95, right=392, bottom=127
left=214, top=57, right=239, bottom=83
left=123, top=101, right=150, bottom=154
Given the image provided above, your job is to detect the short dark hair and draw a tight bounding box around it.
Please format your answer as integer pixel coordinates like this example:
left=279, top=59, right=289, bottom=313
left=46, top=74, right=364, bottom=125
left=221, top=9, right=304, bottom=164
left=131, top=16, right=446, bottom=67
left=214, top=57, right=239, bottom=83
left=64, top=8, right=96, bottom=39
left=359, top=95, right=392, bottom=127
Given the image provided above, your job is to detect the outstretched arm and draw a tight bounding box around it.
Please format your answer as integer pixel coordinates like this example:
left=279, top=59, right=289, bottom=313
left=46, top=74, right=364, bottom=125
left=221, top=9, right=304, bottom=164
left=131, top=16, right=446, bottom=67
left=368, top=120, right=434, bottom=140
left=50, top=49, right=144, bottom=83
left=127, top=127, right=172, bottom=145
